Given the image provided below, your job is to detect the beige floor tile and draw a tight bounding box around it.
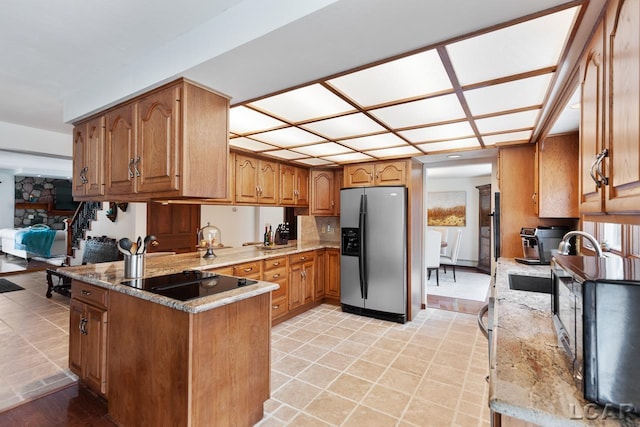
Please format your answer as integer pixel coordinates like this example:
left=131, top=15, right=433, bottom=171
left=332, top=340, right=369, bottom=358
left=255, top=416, right=285, bottom=427
left=415, top=378, right=463, bottom=410
left=324, top=325, right=355, bottom=340
left=361, top=384, right=410, bottom=418
left=433, top=349, right=471, bottom=371
left=344, top=331, right=379, bottom=346
left=286, top=328, right=320, bottom=342
left=327, top=373, right=373, bottom=402
left=272, top=379, right=322, bottom=410
left=273, top=355, right=312, bottom=377
left=372, top=337, right=406, bottom=353
left=342, top=404, right=398, bottom=427
left=426, top=364, right=466, bottom=387
left=290, top=343, right=329, bottom=362
left=316, top=351, right=356, bottom=371
left=305, top=390, right=357, bottom=425
left=402, top=396, right=455, bottom=426
left=345, top=359, right=386, bottom=383
left=309, top=333, right=343, bottom=350
left=271, top=337, right=305, bottom=354
left=297, top=364, right=341, bottom=389
left=271, top=370, right=291, bottom=392
left=272, top=404, right=298, bottom=422
left=377, top=367, right=422, bottom=395
left=287, top=412, right=331, bottom=426
left=359, top=347, right=397, bottom=367
left=454, top=411, right=482, bottom=427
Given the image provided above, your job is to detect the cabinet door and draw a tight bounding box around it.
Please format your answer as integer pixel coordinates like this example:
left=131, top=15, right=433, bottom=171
left=235, top=155, right=259, bottom=203
left=344, top=163, right=374, bottom=187
left=325, top=249, right=340, bottom=298
left=105, top=103, right=136, bottom=195
left=136, top=85, right=180, bottom=194
left=315, top=249, right=325, bottom=299
left=579, top=18, right=606, bottom=213
left=302, top=260, right=315, bottom=305
left=334, top=169, right=343, bottom=215
left=288, top=263, right=303, bottom=310
left=538, top=134, right=579, bottom=218
left=279, top=164, right=297, bottom=205
left=605, top=0, right=640, bottom=213
left=68, top=299, right=84, bottom=377
left=296, top=167, right=309, bottom=206
left=258, top=159, right=278, bottom=204
left=374, top=161, right=407, bottom=186
left=83, top=304, right=108, bottom=396
left=310, top=170, right=336, bottom=215
left=72, top=123, right=88, bottom=197
left=85, top=117, right=105, bottom=197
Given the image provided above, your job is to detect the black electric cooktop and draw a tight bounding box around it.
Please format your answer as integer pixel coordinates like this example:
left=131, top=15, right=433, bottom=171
left=121, top=270, right=257, bottom=301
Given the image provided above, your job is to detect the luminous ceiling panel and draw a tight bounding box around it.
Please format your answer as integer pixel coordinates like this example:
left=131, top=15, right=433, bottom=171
left=296, top=157, right=335, bottom=166
left=294, top=142, right=352, bottom=157
left=327, top=49, right=452, bottom=107
left=340, top=133, right=407, bottom=151
left=263, top=149, right=308, bottom=160
left=370, top=94, right=465, bottom=129
left=446, top=7, right=578, bottom=85
left=464, top=74, right=552, bottom=116
left=417, top=137, right=481, bottom=153
left=251, top=127, right=326, bottom=147
left=229, top=137, right=277, bottom=152
left=229, top=106, right=285, bottom=134
left=249, top=83, right=355, bottom=122
left=399, top=121, right=474, bottom=143
left=475, top=110, right=540, bottom=134
left=322, top=152, right=373, bottom=163
left=365, top=146, right=421, bottom=158
left=301, top=113, right=386, bottom=139
left=482, top=130, right=532, bottom=145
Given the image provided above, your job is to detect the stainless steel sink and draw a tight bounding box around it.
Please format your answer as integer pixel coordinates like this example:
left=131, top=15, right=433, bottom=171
left=508, top=274, right=552, bottom=294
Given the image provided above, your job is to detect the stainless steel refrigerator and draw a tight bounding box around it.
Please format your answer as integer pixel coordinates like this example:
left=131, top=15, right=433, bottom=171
left=340, top=186, right=407, bottom=323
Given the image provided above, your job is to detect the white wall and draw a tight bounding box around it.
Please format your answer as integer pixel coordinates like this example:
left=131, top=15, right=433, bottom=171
left=0, top=171, right=14, bottom=230
left=425, top=175, right=491, bottom=267
left=0, top=121, right=71, bottom=156
left=201, top=205, right=284, bottom=248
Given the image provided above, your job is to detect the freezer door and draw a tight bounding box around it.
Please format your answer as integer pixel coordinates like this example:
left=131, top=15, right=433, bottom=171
left=340, top=188, right=365, bottom=308
left=363, top=186, right=407, bottom=315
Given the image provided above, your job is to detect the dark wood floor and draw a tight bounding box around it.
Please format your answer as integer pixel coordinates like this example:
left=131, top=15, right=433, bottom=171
left=0, top=383, right=114, bottom=426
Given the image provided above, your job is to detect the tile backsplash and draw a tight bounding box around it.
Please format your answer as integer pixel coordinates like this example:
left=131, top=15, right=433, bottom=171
left=299, top=216, right=340, bottom=243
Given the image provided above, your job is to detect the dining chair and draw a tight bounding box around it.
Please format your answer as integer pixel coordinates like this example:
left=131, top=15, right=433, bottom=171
left=425, top=230, right=442, bottom=286
left=441, top=229, right=462, bottom=282
left=431, top=227, right=449, bottom=255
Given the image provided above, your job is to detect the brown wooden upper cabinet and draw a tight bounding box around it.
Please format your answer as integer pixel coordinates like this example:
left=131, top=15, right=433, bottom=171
left=310, top=169, right=341, bottom=216
left=73, top=78, right=229, bottom=201
left=234, top=154, right=278, bottom=205
left=579, top=0, right=640, bottom=216
left=535, top=133, right=579, bottom=218
left=73, top=116, right=105, bottom=198
left=279, top=164, right=309, bottom=207
left=343, top=160, right=408, bottom=187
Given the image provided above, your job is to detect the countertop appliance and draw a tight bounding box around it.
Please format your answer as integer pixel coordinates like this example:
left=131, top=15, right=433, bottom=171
left=121, top=270, right=257, bottom=301
left=515, top=226, right=569, bottom=265
left=340, top=186, right=407, bottom=323
left=552, top=255, right=640, bottom=413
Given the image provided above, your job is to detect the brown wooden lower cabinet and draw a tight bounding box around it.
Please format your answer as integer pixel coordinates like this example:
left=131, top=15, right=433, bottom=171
left=69, top=281, right=108, bottom=397
left=108, top=290, right=270, bottom=426
left=325, top=248, right=340, bottom=304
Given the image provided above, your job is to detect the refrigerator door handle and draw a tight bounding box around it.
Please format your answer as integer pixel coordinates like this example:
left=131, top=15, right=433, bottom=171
left=359, top=194, right=368, bottom=299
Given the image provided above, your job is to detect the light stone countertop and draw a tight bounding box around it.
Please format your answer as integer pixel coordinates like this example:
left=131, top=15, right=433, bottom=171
left=490, top=258, right=640, bottom=426
left=55, top=240, right=339, bottom=314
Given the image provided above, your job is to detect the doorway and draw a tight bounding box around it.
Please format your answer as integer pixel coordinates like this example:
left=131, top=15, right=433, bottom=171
left=147, top=203, right=200, bottom=254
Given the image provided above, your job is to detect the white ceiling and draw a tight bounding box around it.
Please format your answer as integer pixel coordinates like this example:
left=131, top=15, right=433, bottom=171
left=0, top=0, right=603, bottom=178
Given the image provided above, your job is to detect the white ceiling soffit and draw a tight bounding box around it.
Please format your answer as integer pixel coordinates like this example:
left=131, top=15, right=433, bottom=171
left=229, top=3, right=582, bottom=167
left=0, top=151, right=72, bottom=179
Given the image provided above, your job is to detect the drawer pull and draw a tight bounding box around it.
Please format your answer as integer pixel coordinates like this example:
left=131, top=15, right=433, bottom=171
left=272, top=304, right=280, bottom=309
left=243, top=267, right=253, bottom=272
left=300, top=256, right=306, bottom=260
left=273, top=262, right=280, bottom=266
left=82, top=290, right=91, bottom=296
left=273, top=273, right=280, bottom=279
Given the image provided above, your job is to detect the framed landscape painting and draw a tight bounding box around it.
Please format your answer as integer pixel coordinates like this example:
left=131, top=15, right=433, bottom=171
left=427, top=191, right=466, bottom=226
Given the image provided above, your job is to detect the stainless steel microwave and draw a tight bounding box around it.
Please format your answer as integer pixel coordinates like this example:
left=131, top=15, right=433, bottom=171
left=552, top=255, right=640, bottom=414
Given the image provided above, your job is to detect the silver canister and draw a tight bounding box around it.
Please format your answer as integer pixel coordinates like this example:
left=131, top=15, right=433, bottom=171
left=124, top=254, right=145, bottom=279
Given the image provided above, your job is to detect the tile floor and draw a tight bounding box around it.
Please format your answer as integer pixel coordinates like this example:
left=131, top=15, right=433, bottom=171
left=0, top=271, right=76, bottom=411
left=0, top=270, right=491, bottom=426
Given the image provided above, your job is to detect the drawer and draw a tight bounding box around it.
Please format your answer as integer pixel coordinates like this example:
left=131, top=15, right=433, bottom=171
left=263, top=256, right=287, bottom=271
left=72, top=280, right=108, bottom=308
left=289, top=251, right=315, bottom=265
left=271, top=295, right=287, bottom=319
left=207, top=266, right=234, bottom=276
left=263, top=266, right=287, bottom=283
left=232, top=261, right=262, bottom=279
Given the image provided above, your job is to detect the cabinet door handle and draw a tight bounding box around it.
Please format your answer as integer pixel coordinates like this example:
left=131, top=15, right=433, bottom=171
left=531, top=192, right=537, bottom=204
left=79, top=318, right=88, bottom=335
left=255, top=186, right=260, bottom=195
left=330, top=200, right=335, bottom=207
left=375, top=172, right=379, bottom=179
left=590, top=149, right=609, bottom=188
left=80, top=167, right=89, bottom=184
left=134, top=156, right=141, bottom=177
left=128, top=158, right=135, bottom=178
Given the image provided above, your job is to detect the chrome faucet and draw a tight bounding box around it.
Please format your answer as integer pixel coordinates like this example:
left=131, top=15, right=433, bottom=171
left=557, top=231, right=604, bottom=257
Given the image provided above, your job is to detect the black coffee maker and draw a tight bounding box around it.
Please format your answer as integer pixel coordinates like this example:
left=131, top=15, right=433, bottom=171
left=516, top=226, right=570, bottom=265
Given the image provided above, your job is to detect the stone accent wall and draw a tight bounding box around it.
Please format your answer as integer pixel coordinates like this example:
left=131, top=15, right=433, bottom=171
left=14, top=176, right=71, bottom=230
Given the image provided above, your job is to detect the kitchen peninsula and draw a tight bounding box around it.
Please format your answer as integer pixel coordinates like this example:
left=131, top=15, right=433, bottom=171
left=56, top=241, right=337, bottom=427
